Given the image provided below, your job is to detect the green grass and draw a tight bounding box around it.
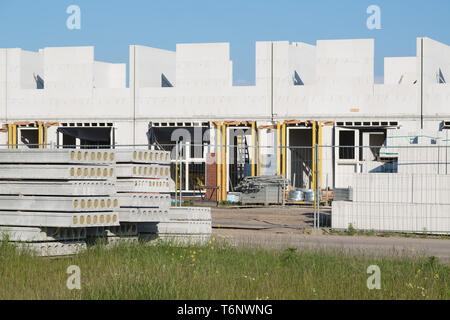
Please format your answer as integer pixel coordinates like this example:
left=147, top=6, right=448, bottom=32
left=327, top=227, right=450, bottom=240
left=0, top=238, right=448, bottom=300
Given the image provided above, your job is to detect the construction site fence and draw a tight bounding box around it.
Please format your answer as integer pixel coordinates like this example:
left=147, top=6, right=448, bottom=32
left=1, top=143, right=450, bottom=232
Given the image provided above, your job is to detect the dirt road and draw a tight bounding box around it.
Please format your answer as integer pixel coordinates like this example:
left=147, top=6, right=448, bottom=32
left=211, top=206, right=450, bottom=264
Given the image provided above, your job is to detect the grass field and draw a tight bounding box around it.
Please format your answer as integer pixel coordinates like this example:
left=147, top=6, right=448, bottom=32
left=0, top=237, right=448, bottom=300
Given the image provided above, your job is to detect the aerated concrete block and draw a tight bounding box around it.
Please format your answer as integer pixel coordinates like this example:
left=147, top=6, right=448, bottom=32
left=332, top=201, right=450, bottom=234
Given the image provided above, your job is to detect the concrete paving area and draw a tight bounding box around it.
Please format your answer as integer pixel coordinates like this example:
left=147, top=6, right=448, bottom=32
left=211, top=206, right=450, bottom=264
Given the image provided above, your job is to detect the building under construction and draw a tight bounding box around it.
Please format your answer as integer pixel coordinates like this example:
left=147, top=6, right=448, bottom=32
left=1, top=37, right=450, bottom=201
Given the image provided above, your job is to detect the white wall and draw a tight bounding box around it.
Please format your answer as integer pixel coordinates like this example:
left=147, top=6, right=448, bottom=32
left=43, top=46, right=95, bottom=90
left=421, top=37, right=450, bottom=85
left=316, top=39, right=374, bottom=88
left=20, top=49, right=43, bottom=89
left=94, top=61, right=126, bottom=88
left=384, top=57, right=417, bottom=85
left=289, top=42, right=316, bottom=86
left=0, top=37, right=450, bottom=145
left=176, top=43, right=232, bottom=88
left=130, top=45, right=176, bottom=88
left=0, top=49, right=6, bottom=120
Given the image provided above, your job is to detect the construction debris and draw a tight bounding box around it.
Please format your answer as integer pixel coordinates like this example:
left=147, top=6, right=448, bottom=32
left=236, top=176, right=288, bottom=205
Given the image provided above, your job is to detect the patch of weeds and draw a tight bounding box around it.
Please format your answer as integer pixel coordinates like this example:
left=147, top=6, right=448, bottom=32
left=280, top=248, right=298, bottom=265
left=347, top=223, right=356, bottom=236
left=219, top=201, right=239, bottom=207
left=182, top=200, right=195, bottom=207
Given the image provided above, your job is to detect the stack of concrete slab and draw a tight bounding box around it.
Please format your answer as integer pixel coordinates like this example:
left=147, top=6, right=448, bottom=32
left=138, top=207, right=212, bottom=245
left=0, top=150, right=119, bottom=256
left=115, top=150, right=172, bottom=224
left=114, top=149, right=211, bottom=244
left=332, top=172, right=450, bottom=234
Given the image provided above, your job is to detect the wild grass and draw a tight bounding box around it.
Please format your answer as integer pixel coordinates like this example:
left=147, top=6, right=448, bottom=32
left=0, top=237, right=448, bottom=300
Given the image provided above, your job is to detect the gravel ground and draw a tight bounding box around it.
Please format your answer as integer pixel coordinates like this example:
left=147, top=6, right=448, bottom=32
left=211, top=206, right=450, bottom=264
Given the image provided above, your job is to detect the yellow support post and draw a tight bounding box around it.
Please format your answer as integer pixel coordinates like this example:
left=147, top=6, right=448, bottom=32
left=38, top=122, right=43, bottom=149
left=282, top=122, right=286, bottom=177
left=257, top=129, right=261, bottom=176
left=251, top=121, right=256, bottom=177
left=216, top=123, right=222, bottom=202
left=221, top=123, right=227, bottom=202
left=12, top=124, right=17, bottom=149
left=8, top=124, right=12, bottom=149
left=276, top=122, right=281, bottom=176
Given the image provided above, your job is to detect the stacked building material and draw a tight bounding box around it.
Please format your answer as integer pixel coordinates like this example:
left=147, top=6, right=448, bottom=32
left=382, top=129, right=450, bottom=174
left=332, top=173, right=450, bottom=234
left=236, top=176, right=288, bottom=205
left=0, top=149, right=119, bottom=256
left=114, top=150, right=172, bottom=242
left=138, top=207, right=212, bottom=245
left=114, top=149, right=211, bottom=244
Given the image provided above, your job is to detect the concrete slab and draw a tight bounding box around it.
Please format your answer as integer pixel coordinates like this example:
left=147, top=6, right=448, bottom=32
left=139, top=233, right=210, bottom=245
left=168, top=207, right=212, bottom=221
left=115, top=150, right=171, bottom=164
left=0, top=165, right=115, bottom=180
left=147, top=221, right=212, bottom=234
left=0, top=181, right=115, bottom=196
left=0, top=196, right=118, bottom=212
left=0, top=226, right=86, bottom=242
left=116, top=164, right=170, bottom=179
left=117, top=193, right=170, bottom=208
left=116, top=179, right=171, bottom=193
left=0, top=150, right=115, bottom=164
left=16, top=240, right=87, bottom=256
left=0, top=211, right=119, bottom=228
left=118, top=208, right=169, bottom=223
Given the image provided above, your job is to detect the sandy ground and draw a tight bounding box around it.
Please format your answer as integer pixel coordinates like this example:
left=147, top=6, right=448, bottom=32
left=211, top=206, right=450, bottom=264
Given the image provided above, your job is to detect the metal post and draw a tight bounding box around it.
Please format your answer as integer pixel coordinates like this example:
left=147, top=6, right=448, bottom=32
left=180, top=142, right=183, bottom=207
left=175, top=141, right=179, bottom=206
left=316, top=143, right=320, bottom=228
left=282, top=122, right=286, bottom=177
left=216, top=123, right=222, bottom=202
left=222, top=123, right=226, bottom=202
left=312, top=122, right=316, bottom=228
left=251, top=121, right=256, bottom=177
left=276, top=122, right=281, bottom=176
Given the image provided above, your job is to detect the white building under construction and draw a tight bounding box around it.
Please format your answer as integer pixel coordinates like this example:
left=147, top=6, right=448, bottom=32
left=1, top=37, right=450, bottom=199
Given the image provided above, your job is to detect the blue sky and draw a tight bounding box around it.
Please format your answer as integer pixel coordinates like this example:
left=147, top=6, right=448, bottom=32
left=1, top=0, right=449, bottom=85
